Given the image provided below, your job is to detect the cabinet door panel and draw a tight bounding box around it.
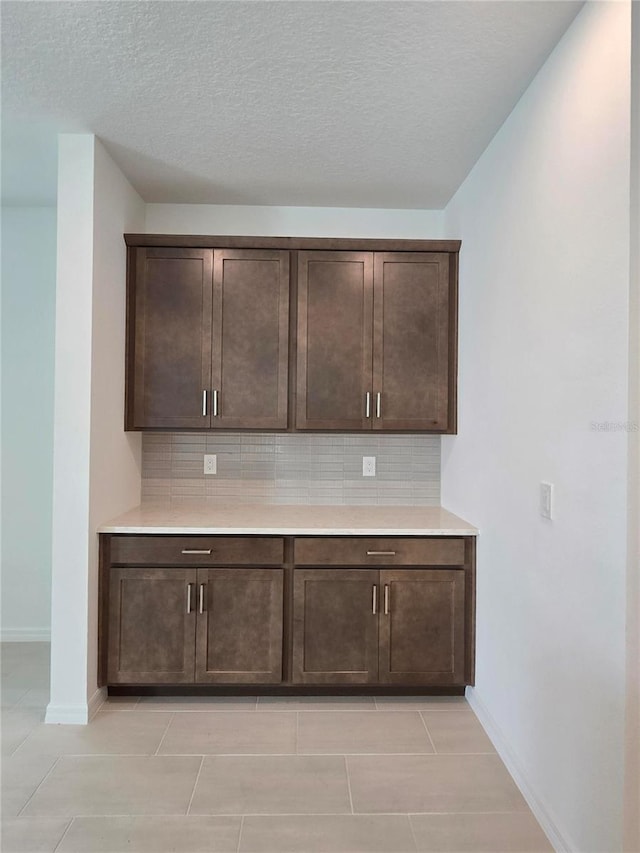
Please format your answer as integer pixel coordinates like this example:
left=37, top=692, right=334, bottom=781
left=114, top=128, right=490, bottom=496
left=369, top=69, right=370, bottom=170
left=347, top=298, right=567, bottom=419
left=292, top=569, right=379, bottom=684
left=107, top=568, right=196, bottom=684
left=196, top=569, right=283, bottom=683
left=296, top=252, right=373, bottom=430
left=373, top=253, right=450, bottom=430
left=378, top=569, right=465, bottom=685
left=212, top=250, right=289, bottom=429
left=130, top=248, right=213, bottom=429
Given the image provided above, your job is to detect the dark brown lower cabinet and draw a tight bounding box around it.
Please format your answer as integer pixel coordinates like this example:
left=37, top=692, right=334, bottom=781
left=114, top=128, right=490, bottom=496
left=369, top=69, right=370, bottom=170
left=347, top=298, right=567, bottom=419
left=378, top=570, right=465, bottom=686
left=291, top=568, right=465, bottom=687
left=100, top=534, right=475, bottom=691
left=196, top=569, right=283, bottom=683
left=107, top=568, right=196, bottom=685
left=292, top=570, right=379, bottom=684
left=107, top=566, right=283, bottom=685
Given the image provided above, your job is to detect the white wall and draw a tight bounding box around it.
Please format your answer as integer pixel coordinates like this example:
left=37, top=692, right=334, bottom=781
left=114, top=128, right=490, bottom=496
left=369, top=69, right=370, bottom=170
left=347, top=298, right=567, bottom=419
left=47, top=135, right=143, bottom=724
left=1, top=206, right=56, bottom=640
left=145, top=203, right=443, bottom=238
left=441, top=4, right=631, bottom=851
left=624, top=4, right=640, bottom=850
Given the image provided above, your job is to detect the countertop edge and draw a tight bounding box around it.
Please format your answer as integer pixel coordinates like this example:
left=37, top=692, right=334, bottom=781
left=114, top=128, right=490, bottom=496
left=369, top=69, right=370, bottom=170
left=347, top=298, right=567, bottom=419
left=99, top=525, right=478, bottom=536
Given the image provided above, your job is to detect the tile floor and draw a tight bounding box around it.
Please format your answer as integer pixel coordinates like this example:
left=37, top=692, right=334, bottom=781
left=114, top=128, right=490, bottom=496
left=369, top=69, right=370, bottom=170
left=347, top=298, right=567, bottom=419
left=1, top=643, right=553, bottom=852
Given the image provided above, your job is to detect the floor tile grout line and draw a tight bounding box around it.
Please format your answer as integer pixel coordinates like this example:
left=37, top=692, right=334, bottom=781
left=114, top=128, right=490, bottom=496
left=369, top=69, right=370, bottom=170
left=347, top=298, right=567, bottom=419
left=236, top=814, right=245, bottom=853
left=52, top=816, right=75, bottom=853
left=295, top=711, right=299, bottom=755
left=344, top=755, right=355, bottom=815
left=418, top=710, right=438, bottom=754
left=154, top=712, right=175, bottom=755
left=186, top=755, right=205, bottom=816
left=16, top=755, right=62, bottom=817
left=406, top=813, right=421, bottom=853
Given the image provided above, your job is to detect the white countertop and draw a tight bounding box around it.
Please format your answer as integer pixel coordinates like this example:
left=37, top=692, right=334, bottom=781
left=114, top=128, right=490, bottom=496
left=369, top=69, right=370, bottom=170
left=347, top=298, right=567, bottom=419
left=98, top=503, right=478, bottom=536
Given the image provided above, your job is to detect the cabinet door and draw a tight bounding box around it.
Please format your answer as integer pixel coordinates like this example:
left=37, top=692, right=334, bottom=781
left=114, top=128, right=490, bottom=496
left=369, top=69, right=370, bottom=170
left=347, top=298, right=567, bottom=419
left=292, top=569, right=379, bottom=684
left=212, top=250, right=289, bottom=429
left=195, top=569, right=283, bottom=683
left=296, top=252, right=373, bottom=430
left=373, top=253, right=451, bottom=430
left=128, top=248, right=213, bottom=429
left=378, top=569, right=465, bottom=686
left=107, top=568, right=196, bottom=684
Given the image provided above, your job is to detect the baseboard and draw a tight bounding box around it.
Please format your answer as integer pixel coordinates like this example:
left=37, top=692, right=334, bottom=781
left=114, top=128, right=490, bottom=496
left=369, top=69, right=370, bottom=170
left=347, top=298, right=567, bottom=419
left=466, top=687, right=577, bottom=852
left=1, top=628, right=51, bottom=642
left=45, top=687, right=106, bottom=725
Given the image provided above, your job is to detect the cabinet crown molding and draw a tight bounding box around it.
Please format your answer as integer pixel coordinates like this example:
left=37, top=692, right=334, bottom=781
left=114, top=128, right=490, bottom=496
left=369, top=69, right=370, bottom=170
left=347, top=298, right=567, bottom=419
left=124, top=234, right=461, bottom=253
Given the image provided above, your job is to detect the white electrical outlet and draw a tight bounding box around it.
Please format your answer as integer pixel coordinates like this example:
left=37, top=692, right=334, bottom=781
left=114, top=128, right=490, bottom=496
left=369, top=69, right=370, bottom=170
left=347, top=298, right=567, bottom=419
left=204, top=454, right=217, bottom=475
left=362, top=456, right=376, bottom=477
left=540, top=482, right=553, bottom=519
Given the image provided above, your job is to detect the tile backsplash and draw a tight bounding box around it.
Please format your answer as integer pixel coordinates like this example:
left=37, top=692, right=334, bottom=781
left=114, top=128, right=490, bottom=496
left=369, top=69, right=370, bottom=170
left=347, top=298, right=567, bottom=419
left=142, top=433, right=441, bottom=506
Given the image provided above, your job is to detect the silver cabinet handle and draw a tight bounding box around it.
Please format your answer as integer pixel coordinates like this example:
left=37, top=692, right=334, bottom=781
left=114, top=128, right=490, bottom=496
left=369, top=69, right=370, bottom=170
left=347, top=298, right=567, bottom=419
left=366, top=550, right=396, bottom=556
left=384, top=584, right=390, bottom=615
left=199, top=583, right=206, bottom=614
left=365, top=392, right=371, bottom=418
left=372, top=584, right=378, bottom=615
left=186, top=583, right=194, bottom=614
left=213, top=389, right=219, bottom=417
left=181, top=549, right=212, bottom=555
left=376, top=392, right=381, bottom=418
left=202, top=390, right=208, bottom=416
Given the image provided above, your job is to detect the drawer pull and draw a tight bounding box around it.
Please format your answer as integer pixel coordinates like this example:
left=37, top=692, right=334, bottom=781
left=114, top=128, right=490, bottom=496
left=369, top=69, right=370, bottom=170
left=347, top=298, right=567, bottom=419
left=181, top=549, right=212, bottom=555
left=372, top=584, right=378, bottom=615
left=199, top=583, right=206, bottom=614
left=384, top=584, right=390, bottom=615
left=366, top=550, right=396, bottom=556
left=186, top=583, right=194, bottom=614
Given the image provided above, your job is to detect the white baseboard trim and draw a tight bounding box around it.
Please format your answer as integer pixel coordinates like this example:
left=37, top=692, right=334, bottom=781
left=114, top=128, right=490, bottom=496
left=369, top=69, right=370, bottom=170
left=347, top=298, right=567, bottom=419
left=45, top=688, right=107, bottom=725
left=466, top=687, right=576, bottom=853
left=1, top=629, right=51, bottom=642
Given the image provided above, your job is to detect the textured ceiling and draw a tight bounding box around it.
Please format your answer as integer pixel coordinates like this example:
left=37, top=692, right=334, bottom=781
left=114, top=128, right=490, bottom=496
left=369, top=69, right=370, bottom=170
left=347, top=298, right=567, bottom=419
left=1, top=1, right=582, bottom=208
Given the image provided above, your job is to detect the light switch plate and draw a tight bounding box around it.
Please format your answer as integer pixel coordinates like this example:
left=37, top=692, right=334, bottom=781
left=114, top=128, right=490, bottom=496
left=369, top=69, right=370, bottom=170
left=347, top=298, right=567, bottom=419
left=363, top=456, right=376, bottom=477
left=204, top=454, right=217, bottom=475
left=540, top=482, right=553, bottom=519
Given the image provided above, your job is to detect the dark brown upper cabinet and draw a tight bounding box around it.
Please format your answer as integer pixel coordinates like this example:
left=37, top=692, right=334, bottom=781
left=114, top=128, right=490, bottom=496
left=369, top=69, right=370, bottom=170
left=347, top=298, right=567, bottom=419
left=296, top=250, right=456, bottom=432
left=126, top=247, right=289, bottom=430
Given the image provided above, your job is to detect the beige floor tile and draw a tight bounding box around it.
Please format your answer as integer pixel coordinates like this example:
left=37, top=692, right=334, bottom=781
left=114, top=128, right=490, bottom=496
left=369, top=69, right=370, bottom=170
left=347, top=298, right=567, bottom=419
left=1, top=753, right=58, bottom=816
left=158, top=711, right=296, bottom=754
left=239, top=814, right=418, bottom=852
left=421, top=710, right=495, bottom=754
left=100, top=695, right=140, bottom=710
left=1, top=684, right=30, bottom=708
left=57, top=816, right=242, bottom=852
left=14, top=711, right=171, bottom=757
left=138, top=695, right=257, bottom=711
left=21, top=755, right=201, bottom=817
left=347, top=755, right=528, bottom=814
left=1, top=708, right=45, bottom=756
left=409, top=812, right=553, bottom=852
left=257, top=696, right=376, bottom=710
left=0, top=817, right=70, bottom=853
left=297, top=711, right=434, bottom=754
left=374, top=697, right=469, bottom=711
left=189, top=755, right=351, bottom=815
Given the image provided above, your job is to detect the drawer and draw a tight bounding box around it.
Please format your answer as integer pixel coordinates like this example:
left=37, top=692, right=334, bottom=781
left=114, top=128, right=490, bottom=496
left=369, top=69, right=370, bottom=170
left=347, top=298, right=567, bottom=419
left=110, top=536, right=284, bottom=566
left=294, top=537, right=465, bottom=567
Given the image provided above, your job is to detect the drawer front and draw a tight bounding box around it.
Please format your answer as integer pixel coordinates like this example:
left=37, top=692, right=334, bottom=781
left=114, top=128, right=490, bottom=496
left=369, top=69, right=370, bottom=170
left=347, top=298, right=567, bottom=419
left=294, top=537, right=465, bottom=567
left=110, top=536, right=284, bottom=566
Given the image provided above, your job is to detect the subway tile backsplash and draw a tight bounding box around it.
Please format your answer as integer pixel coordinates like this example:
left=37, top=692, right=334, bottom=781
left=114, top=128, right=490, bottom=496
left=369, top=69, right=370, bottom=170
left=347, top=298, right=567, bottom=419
left=141, top=433, right=441, bottom=506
